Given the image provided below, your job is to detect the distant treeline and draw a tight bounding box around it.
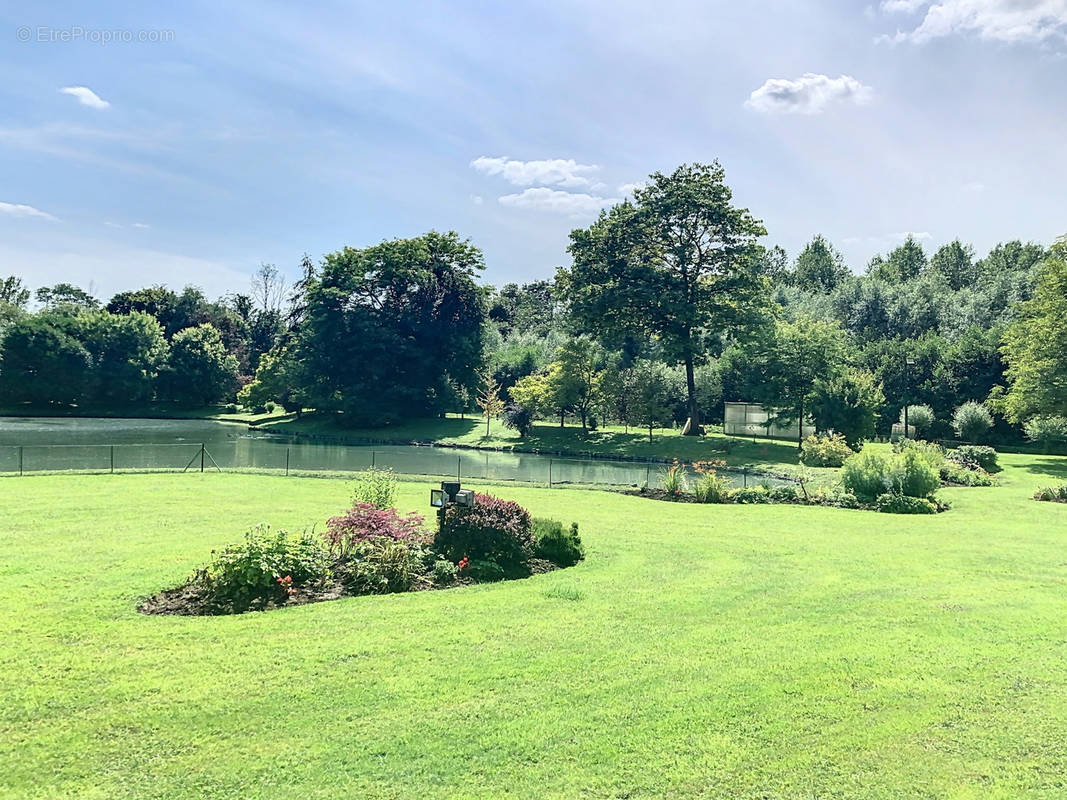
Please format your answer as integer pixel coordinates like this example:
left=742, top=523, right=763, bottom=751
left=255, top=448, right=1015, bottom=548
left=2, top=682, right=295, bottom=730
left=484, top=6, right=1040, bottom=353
left=1, top=163, right=1064, bottom=449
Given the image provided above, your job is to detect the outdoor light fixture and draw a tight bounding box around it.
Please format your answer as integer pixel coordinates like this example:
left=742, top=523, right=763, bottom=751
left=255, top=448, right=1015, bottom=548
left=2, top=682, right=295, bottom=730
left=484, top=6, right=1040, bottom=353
left=431, top=482, right=476, bottom=514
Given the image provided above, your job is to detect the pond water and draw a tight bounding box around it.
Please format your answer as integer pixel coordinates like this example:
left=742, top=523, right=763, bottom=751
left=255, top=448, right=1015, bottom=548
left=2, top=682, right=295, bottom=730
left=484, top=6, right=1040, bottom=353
left=0, top=417, right=784, bottom=489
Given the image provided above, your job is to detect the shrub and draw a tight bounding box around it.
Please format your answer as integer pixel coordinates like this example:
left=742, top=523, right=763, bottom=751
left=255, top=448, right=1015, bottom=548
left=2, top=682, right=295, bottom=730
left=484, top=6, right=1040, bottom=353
left=809, top=486, right=862, bottom=509
left=435, top=493, right=532, bottom=571
left=324, top=504, right=427, bottom=559
left=224, top=403, right=238, bottom=413
left=732, top=487, right=770, bottom=504
left=430, top=558, right=458, bottom=586
left=1034, top=485, right=1067, bottom=503
left=502, top=404, right=534, bottom=437
left=899, top=404, right=936, bottom=438
left=341, top=537, right=431, bottom=594
left=940, top=460, right=993, bottom=487
left=350, top=467, right=398, bottom=510
left=768, top=485, right=799, bottom=503
left=1024, top=415, right=1067, bottom=452
left=205, top=524, right=332, bottom=612
left=885, top=448, right=941, bottom=499
left=467, top=559, right=506, bottom=582
left=841, top=451, right=892, bottom=500
left=893, top=438, right=945, bottom=470
left=842, top=449, right=939, bottom=500
left=875, top=493, right=938, bottom=515
left=532, top=518, right=585, bottom=567
left=660, top=460, right=688, bottom=495
left=799, top=433, right=854, bottom=467
left=693, top=471, right=731, bottom=503
left=264, top=400, right=277, bottom=414
left=952, top=401, right=993, bottom=443
left=947, top=445, right=999, bottom=473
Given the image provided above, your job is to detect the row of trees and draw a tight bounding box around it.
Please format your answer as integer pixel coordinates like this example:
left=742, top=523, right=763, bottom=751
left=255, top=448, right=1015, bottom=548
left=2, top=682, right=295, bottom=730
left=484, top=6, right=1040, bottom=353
left=2, top=162, right=1063, bottom=446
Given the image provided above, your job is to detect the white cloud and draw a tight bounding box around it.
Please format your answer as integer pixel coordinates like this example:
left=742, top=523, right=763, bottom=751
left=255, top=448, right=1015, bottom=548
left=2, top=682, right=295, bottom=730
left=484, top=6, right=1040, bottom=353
left=617, top=182, right=646, bottom=196
left=0, top=201, right=59, bottom=222
left=471, top=156, right=600, bottom=188
left=131, top=222, right=151, bottom=229
left=58, top=86, right=111, bottom=110
left=471, top=195, right=484, bottom=205
left=882, top=1, right=1067, bottom=43
left=962, top=181, right=986, bottom=192
left=745, top=73, right=873, bottom=114
left=497, top=187, right=618, bottom=216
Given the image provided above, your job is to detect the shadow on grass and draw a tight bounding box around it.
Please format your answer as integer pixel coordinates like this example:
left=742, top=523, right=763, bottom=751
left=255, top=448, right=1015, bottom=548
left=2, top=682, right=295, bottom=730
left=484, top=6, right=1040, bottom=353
left=1015, top=456, right=1067, bottom=482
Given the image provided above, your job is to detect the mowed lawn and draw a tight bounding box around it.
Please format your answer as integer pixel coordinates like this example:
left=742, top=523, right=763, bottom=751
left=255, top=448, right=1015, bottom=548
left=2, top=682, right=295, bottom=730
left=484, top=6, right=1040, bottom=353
left=1, top=455, right=1066, bottom=798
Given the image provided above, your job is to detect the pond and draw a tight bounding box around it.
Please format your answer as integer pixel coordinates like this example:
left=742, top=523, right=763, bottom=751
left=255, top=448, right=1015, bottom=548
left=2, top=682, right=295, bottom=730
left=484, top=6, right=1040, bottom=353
left=0, top=417, right=785, bottom=490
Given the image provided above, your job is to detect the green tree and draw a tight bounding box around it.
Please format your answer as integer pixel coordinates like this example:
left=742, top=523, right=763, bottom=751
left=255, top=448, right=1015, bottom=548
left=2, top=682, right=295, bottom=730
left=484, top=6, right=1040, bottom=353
left=809, top=369, right=885, bottom=449
left=560, top=162, right=769, bottom=435
left=35, top=283, right=99, bottom=310
left=952, top=400, right=993, bottom=443
left=1000, top=239, right=1067, bottom=421
left=0, top=276, right=30, bottom=308
left=553, top=335, right=606, bottom=431
left=628, top=359, right=674, bottom=442
left=868, top=236, right=928, bottom=283
left=76, top=311, right=169, bottom=406
left=930, top=240, right=977, bottom=291
left=0, top=316, right=93, bottom=406
left=238, top=346, right=303, bottom=414
left=160, top=324, right=239, bottom=406
left=291, top=232, right=487, bottom=426
left=747, top=315, right=847, bottom=449
left=476, top=372, right=505, bottom=437
left=793, top=235, right=849, bottom=293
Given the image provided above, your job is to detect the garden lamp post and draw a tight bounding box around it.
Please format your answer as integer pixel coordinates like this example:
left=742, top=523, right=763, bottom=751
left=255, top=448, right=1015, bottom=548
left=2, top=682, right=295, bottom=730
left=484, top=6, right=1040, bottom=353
left=903, top=358, right=916, bottom=439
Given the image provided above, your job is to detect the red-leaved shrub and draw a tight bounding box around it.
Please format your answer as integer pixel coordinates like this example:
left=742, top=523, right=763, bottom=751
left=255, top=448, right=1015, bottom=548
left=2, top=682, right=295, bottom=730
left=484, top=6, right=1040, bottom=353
left=325, top=503, right=427, bottom=559
left=434, top=493, right=532, bottom=570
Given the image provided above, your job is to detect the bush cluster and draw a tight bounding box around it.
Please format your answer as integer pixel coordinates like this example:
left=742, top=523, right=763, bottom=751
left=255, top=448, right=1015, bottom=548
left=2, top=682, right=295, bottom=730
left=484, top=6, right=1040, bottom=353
left=1034, top=486, right=1067, bottom=503
left=799, top=433, right=854, bottom=467
left=435, top=493, right=533, bottom=571
left=350, top=467, right=398, bottom=510
left=841, top=449, right=940, bottom=501
left=170, top=470, right=585, bottom=615
left=875, top=493, right=938, bottom=515
left=947, top=445, right=999, bottom=473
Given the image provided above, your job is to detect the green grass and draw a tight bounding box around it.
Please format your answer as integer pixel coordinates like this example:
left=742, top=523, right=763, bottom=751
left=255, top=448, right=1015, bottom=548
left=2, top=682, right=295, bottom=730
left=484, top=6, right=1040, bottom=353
left=259, top=412, right=816, bottom=473
left=2, top=454, right=1066, bottom=798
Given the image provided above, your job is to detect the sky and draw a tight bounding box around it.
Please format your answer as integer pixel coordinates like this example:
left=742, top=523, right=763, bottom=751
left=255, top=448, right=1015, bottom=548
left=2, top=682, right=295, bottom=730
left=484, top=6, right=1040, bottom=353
left=2, top=0, right=1066, bottom=300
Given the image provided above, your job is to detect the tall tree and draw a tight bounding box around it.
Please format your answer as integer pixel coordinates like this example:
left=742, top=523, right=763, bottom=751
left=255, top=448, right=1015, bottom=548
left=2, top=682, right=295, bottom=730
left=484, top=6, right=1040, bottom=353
left=746, top=315, right=847, bottom=449
left=0, top=276, right=30, bottom=308
left=159, top=324, right=239, bottom=406
left=291, top=231, right=487, bottom=426
left=35, top=283, right=99, bottom=310
left=560, top=162, right=769, bottom=436
left=809, top=369, right=885, bottom=448
left=930, top=239, right=976, bottom=291
left=868, top=236, right=928, bottom=283
left=1000, top=238, right=1067, bottom=421
left=793, top=235, right=849, bottom=293
left=552, top=335, right=606, bottom=431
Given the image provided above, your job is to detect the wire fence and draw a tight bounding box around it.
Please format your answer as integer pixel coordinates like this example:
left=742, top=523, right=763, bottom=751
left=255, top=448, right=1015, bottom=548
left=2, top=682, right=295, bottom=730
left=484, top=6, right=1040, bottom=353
left=0, top=440, right=796, bottom=491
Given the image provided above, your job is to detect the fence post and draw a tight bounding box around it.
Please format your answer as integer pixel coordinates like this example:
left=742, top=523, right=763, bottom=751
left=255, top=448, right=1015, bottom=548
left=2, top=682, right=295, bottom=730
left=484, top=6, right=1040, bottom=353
left=285, top=447, right=290, bottom=477
left=371, top=450, right=376, bottom=468
left=18, top=445, right=23, bottom=477
left=110, top=445, right=115, bottom=474
left=200, top=443, right=205, bottom=473
left=743, top=466, right=748, bottom=488
left=457, top=455, right=462, bottom=481
left=646, top=464, right=651, bottom=487
left=549, top=458, right=553, bottom=488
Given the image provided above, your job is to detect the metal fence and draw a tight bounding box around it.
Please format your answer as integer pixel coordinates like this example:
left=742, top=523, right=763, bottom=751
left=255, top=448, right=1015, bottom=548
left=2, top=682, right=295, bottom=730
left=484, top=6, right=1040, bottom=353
left=0, top=440, right=794, bottom=491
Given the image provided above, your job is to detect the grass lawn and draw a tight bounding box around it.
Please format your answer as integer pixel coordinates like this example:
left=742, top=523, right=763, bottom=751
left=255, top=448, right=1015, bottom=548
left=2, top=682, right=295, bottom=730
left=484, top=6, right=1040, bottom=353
left=259, top=412, right=817, bottom=474
left=3, top=458, right=1067, bottom=798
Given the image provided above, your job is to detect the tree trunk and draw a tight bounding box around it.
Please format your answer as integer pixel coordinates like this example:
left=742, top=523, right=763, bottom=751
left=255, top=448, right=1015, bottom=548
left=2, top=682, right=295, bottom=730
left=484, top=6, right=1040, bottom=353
left=649, top=424, right=653, bottom=443
left=486, top=414, right=490, bottom=437
left=560, top=412, right=565, bottom=428
left=797, top=399, right=804, bottom=451
left=681, top=355, right=701, bottom=436
left=579, top=409, right=587, bottom=431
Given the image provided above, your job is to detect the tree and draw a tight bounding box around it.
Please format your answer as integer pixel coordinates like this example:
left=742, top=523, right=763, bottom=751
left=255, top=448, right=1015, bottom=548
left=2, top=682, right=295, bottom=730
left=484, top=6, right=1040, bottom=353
left=0, top=316, right=92, bottom=406
left=160, top=324, right=239, bottom=406
left=76, top=311, right=169, bottom=406
left=502, top=404, right=534, bottom=437
left=238, top=345, right=303, bottom=414
left=510, top=372, right=551, bottom=420
left=899, top=404, right=936, bottom=439
left=868, top=236, right=927, bottom=283
left=35, top=283, right=99, bottom=310
left=0, top=276, right=30, bottom=308
left=561, top=162, right=769, bottom=435
left=476, top=372, right=505, bottom=437
left=952, top=401, right=993, bottom=443
left=1000, top=239, right=1067, bottom=422
left=552, top=335, right=606, bottom=431
left=793, top=235, right=849, bottom=293
left=746, top=315, right=847, bottom=449
left=809, top=369, right=885, bottom=449
left=1024, top=415, right=1067, bottom=453
left=251, top=262, right=287, bottom=313
left=291, top=232, right=487, bottom=426
left=627, top=359, right=673, bottom=442
left=930, top=240, right=977, bottom=291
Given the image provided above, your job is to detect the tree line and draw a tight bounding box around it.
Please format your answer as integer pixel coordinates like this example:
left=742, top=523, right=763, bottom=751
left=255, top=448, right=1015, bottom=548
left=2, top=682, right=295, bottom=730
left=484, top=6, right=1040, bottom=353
left=1, top=162, right=1064, bottom=449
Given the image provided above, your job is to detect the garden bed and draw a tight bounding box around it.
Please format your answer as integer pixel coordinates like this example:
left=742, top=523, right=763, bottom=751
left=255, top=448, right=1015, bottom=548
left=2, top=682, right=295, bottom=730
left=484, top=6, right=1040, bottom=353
left=623, top=485, right=951, bottom=514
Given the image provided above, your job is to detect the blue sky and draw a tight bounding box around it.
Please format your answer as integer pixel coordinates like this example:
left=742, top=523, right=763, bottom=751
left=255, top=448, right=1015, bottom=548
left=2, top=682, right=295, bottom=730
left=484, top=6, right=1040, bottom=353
left=2, top=0, right=1066, bottom=299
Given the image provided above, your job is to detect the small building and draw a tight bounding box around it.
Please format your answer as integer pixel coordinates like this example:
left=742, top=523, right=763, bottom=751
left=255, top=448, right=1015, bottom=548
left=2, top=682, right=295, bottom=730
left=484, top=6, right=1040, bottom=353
left=723, top=402, right=815, bottom=441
